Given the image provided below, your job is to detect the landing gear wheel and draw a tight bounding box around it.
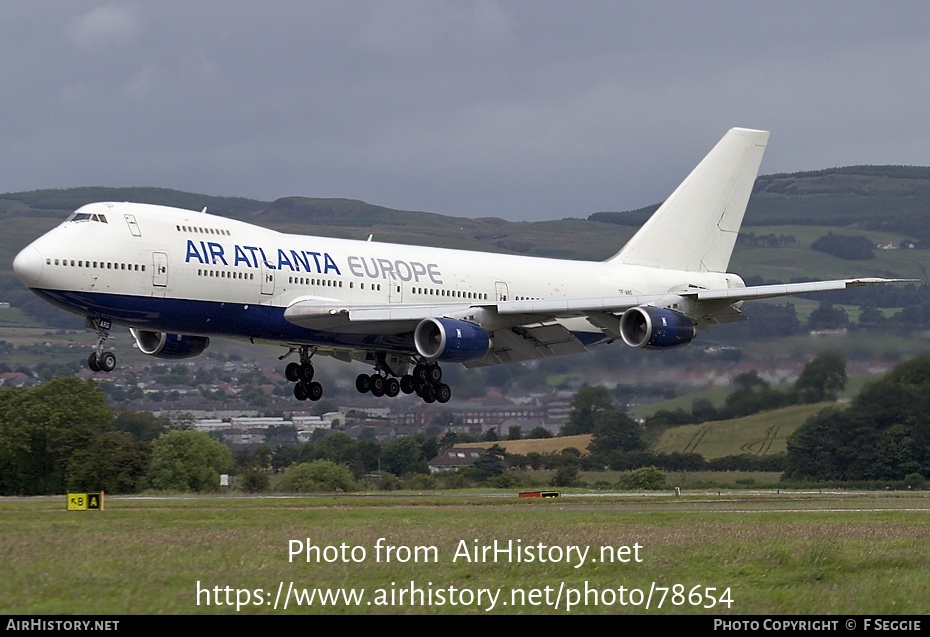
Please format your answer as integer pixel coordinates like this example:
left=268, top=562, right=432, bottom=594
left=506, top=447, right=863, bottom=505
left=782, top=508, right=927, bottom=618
left=88, top=318, right=113, bottom=373
left=356, top=373, right=371, bottom=393
left=285, top=362, right=301, bottom=382
left=369, top=374, right=385, bottom=397
left=385, top=377, right=400, bottom=398
left=400, top=374, right=415, bottom=394
left=298, top=362, right=315, bottom=382
left=414, top=364, right=428, bottom=381
left=435, top=383, right=451, bottom=403
left=98, top=351, right=117, bottom=373
left=306, top=381, right=323, bottom=401
left=427, top=364, right=442, bottom=384
left=294, top=382, right=308, bottom=400
left=422, top=384, right=437, bottom=403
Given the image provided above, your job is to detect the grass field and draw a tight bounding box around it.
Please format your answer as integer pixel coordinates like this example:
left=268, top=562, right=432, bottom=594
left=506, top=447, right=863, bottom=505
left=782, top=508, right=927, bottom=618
left=729, top=225, right=930, bottom=281
left=2, top=493, right=929, bottom=615
left=651, top=403, right=833, bottom=459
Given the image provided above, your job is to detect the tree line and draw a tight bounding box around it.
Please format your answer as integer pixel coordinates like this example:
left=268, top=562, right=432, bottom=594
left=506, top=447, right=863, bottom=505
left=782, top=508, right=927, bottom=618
left=0, top=377, right=234, bottom=495
left=3, top=353, right=927, bottom=495
left=784, top=356, right=930, bottom=483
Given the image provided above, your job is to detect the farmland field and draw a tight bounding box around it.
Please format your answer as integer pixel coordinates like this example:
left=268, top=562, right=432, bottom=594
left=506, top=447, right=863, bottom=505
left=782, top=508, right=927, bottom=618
left=651, top=403, right=832, bottom=459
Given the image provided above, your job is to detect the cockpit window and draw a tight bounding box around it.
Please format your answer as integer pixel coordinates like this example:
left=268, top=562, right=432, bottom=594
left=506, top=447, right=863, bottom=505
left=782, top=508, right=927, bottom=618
left=67, top=212, right=108, bottom=224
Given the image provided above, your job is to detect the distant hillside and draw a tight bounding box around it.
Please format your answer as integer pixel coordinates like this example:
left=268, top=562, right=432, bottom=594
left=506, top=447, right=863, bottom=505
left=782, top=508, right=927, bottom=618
left=652, top=403, right=833, bottom=459
left=462, top=403, right=836, bottom=460
left=0, top=187, right=267, bottom=221
left=590, top=165, right=930, bottom=238
left=252, top=196, right=462, bottom=227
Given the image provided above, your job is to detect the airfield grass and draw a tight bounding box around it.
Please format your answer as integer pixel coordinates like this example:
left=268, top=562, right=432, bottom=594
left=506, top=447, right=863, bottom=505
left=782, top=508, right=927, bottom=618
left=2, top=493, right=930, bottom=615
left=577, top=471, right=785, bottom=490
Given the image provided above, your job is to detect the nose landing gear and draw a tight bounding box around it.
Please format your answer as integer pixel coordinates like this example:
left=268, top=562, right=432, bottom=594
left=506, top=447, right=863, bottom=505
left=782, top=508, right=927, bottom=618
left=86, top=318, right=117, bottom=373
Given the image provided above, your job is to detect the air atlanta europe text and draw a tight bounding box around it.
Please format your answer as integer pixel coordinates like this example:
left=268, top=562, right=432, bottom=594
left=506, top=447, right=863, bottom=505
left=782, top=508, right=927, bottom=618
left=184, top=240, right=444, bottom=284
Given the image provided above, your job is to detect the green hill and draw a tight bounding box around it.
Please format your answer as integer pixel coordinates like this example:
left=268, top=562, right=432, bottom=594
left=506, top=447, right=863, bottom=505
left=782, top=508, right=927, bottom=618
left=651, top=402, right=835, bottom=459
left=592, top=165, right=930, bottom=233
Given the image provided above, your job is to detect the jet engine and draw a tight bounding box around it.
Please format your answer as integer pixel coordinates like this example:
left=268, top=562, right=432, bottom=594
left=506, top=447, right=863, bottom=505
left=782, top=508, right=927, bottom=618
left=413, top=317, right=490, bottom=363
left=130, top=329, right=211, bottom=359
left=619, top=306, right=696, bottom=350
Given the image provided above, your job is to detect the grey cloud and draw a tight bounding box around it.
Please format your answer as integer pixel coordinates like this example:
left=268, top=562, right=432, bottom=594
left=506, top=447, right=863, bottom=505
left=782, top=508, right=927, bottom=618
left=2, top=1, right=930, bottom=220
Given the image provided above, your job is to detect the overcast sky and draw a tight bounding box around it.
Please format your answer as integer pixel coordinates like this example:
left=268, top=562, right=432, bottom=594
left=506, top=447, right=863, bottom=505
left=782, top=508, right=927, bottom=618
left=2, top=2, right=930, bottom=221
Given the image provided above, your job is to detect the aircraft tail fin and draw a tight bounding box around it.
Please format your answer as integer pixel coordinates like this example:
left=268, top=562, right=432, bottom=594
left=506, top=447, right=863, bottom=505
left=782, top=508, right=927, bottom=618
left=608, top=127, right=770, bottom=273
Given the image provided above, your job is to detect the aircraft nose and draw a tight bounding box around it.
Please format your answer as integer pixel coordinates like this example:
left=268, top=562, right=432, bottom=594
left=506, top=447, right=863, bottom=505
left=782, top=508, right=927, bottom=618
left=13, top=245, right=43, bottom=287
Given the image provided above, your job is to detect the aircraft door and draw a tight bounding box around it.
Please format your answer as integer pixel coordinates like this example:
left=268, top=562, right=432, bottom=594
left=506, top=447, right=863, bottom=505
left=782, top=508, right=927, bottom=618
left=153, top=252, right=168, bottom=287
left=260, top=260, right=275, bottom=296
left=388, top=272, right=402, bottom=303
left=495, top=281, right=509, bottom=302
left=124, top=214, right=142, bottom=237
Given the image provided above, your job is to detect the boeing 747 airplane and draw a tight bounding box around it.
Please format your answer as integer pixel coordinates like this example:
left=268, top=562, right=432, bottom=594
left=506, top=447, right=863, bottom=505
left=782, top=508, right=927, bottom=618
left=12, top=128, right=906, bottom=403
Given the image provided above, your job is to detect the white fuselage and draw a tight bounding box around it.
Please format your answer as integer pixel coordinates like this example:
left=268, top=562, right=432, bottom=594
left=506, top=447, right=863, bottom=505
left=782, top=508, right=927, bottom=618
left=14, top=201, right=735, bottom=353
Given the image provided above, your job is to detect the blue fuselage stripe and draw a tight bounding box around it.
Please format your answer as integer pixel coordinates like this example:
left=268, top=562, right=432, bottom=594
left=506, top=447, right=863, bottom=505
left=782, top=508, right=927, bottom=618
left=32, top=288, right=415, bottom=351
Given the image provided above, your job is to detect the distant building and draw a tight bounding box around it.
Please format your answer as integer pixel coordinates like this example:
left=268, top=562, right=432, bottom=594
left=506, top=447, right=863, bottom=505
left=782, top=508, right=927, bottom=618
left=427, top=447, right=489, bottom=473
left=0, top=372, right=32, bottom=387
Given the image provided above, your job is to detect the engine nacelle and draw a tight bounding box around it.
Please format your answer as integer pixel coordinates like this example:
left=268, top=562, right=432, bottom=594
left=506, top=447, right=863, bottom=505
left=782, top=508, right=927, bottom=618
left=413, top=317, right=490, bottom=363
left=619, top=306, right=696, bottom=350
left=130, top=329, right=210, bottom=359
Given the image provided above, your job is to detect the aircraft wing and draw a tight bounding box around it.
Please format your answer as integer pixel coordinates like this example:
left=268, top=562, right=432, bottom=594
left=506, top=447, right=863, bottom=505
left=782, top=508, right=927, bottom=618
left=688, top=277, right=916, bottom=302
left=495, top=277, right=914, bottom=318
left=283, top=276, right=912, bottom=363
left=283, top=276, right=912, bottom=332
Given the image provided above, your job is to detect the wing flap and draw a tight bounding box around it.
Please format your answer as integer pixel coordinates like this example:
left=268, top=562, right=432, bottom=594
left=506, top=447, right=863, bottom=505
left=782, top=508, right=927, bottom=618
left=465, top=323, right=588, bottom=367
left=284, top=299, right=479, bottom=332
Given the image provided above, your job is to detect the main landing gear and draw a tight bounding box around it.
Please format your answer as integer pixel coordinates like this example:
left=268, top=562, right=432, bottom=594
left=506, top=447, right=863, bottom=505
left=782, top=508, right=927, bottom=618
left=86, top=318, right=117, bottom=373
left=283, top=346, right=323, bottom=401
left=355, top=361, right=451, bottom=404
left=280, top=350, right=452, bottom=404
